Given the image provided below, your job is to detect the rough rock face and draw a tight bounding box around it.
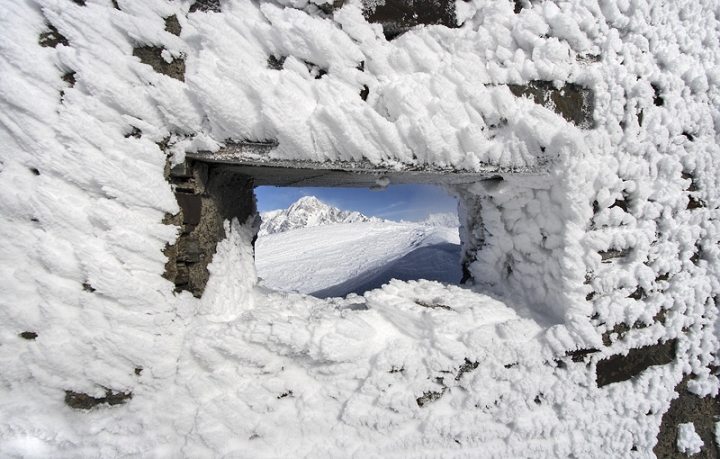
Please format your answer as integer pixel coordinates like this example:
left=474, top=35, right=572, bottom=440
left=259, top=196, right=379, bottom=235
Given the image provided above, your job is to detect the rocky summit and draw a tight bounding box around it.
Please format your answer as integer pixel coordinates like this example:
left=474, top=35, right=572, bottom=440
left=259, top=196, right=380, bottom=235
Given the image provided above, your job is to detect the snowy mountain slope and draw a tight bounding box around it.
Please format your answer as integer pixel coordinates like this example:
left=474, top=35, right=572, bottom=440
left=256, top=220, right=461, bottom=297
left=312, top=241, right=461, bottom=298
left=259, top=196, right=380, bottom=235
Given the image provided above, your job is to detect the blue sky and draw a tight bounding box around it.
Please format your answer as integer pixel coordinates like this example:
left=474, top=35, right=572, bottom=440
left=255, top=185, right=458, bottom=221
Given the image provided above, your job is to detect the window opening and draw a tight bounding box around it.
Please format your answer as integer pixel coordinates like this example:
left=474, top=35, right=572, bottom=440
left=254, top=184, right=461, bottom=298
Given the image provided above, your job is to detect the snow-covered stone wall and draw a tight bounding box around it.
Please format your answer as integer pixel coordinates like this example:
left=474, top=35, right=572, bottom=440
left=1, top=0, right=719, bottom=457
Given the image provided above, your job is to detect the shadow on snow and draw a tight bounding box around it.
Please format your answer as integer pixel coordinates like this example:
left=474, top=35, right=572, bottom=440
left=311, top=242, right=462, bottom=299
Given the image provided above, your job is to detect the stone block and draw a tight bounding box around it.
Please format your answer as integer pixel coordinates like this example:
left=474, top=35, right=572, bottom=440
left=363, top=0, right=457, bottom=40
left=175, top=192, right=202, bottom=225
left=65, top=390, right=132, bottom=410
left=164, top=15, right=181, bottom=37
left=189, top=0, right=221, bottom=13
left=177, top=238, right=202, bottom=263
left=169, top=162, right=193, bottom=179
left=133, top=46, right=185, bottom=82
left=175, top=263, right=189, bottom=286
left=39, top=24, right=68, bottom=48
left=508, top=81, right=595, bottom=129
left=596, top=339, right=676, bottom=387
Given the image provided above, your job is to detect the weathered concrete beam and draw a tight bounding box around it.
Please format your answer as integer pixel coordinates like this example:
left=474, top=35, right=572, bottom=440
left=188, top=144, right=544, bottom=187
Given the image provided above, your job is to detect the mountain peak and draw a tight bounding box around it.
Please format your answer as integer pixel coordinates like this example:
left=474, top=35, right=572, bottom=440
left=296, top=195, right=322, bottom=205
left=289, top=195, right=326, bottom=210
left=259, top=196, right=379, bottom=235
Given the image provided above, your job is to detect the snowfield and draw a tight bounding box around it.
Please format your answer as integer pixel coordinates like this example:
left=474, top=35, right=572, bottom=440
left=256, top=220, right=462, bottom=297
left=256, top=196, right=462, bottom=297
left=0, top=0, right=719, bottom=456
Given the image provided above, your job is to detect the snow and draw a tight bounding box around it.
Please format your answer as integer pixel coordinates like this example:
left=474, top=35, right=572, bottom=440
left=258, top=195, right=382, bottom=235
left=256, top=219, right=461, bottom=296
left=0, top=0, right=719, bottom=457
left=256, top=197, right=461, bottom=297
left=415, top=212, right=460, bottom=228
left=676, top=422, right=703, bottom=455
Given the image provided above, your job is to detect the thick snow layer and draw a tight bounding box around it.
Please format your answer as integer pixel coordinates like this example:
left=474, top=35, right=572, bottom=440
left=0, top=0, right=719, bottom=457
left=676, top=422, right=703, bottom=455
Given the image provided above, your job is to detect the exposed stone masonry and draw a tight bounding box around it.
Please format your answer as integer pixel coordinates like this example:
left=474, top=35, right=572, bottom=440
left=39, top=24, right=68, bottom=48
left=363, top=0, right=457, bottom=40
left=65, top=390, right=132, bottom=410
left=654, top=375, right=720, bottom=458
left=508, top=81, right=595, bottom=129
left=163, top=160, right=255, bottom=297
left=596, top=339, right=677, bottom=388
left=132, top=46, right=186, bottom=82
left=456, top=187, right=487, bottom=284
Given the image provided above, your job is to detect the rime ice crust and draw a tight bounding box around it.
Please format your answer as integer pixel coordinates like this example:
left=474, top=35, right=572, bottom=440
left=0, top=0, right=719, bottom=458
left=677, top=423, right=703, bottom=455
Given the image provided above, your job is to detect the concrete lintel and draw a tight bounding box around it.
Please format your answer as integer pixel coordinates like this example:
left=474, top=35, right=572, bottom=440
left=188, top=150, right=543, bottom=188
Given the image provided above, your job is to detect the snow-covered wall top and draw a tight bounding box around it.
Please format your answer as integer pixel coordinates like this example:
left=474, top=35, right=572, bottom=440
left=6, top=0, right=602, bottom=171
left=1, top=0, right=720, bottom=457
